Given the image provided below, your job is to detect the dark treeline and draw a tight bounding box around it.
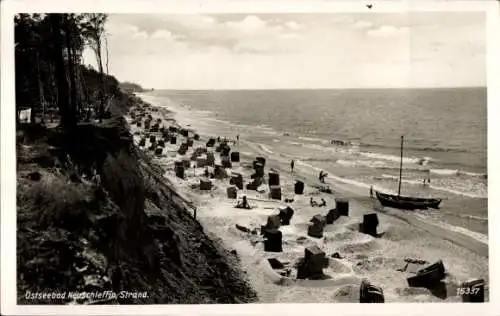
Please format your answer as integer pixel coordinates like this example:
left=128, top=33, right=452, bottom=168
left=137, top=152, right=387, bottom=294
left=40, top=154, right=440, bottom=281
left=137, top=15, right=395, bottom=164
left=15, top=13, right=125, bottom=128
left=120, top=81, right=145, bottom=93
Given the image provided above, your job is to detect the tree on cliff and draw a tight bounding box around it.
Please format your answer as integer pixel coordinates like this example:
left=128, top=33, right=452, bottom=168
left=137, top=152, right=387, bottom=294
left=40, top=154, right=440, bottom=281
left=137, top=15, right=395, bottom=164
left=49, top=14, right=75, bottom=127
left=15, top=13, right=117, bottom=128
left=81, top=13, right=109, bottom=121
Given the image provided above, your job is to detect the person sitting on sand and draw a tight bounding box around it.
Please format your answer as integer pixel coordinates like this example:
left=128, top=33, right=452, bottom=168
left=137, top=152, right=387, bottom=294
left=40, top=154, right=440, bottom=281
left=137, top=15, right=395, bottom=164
left=310, top=197, right=319, bottom=207
left=236, top=196, right=251, bottom=209
left=319, top=198, right=327, bottom=207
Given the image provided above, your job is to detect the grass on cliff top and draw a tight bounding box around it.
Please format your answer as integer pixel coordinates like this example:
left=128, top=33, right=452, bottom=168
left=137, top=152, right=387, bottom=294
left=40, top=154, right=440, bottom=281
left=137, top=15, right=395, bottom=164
left=18, top=174, right=92, bottom=231
left=16, top=136, right=118, bottom=304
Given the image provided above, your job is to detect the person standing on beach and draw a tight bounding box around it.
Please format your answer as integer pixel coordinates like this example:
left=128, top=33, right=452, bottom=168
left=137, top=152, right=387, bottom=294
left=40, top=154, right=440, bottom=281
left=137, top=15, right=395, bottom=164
left=319, top=170, right=326, bottom=183
left=290, top=160, right=295, bottom=173
left=370, top=185, right=374, bottom=198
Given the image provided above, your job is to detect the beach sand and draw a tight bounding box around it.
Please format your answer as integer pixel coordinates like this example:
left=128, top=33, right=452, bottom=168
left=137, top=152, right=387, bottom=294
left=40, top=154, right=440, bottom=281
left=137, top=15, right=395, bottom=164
left=125, top=98, right=489, bottom=303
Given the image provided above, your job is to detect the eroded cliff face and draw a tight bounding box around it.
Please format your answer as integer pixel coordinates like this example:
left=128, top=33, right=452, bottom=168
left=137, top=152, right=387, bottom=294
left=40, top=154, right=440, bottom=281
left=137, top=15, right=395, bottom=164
left=17, top=117, right=257, bottom=304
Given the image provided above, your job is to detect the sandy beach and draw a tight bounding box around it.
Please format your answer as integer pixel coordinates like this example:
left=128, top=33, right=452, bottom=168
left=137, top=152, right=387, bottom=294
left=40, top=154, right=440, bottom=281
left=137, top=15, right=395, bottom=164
left=125, top=96, right=489, bottom=303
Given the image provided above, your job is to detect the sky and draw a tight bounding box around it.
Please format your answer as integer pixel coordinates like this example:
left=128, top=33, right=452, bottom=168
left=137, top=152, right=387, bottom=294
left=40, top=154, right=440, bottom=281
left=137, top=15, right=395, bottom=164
left=82, top=12, right=486, bottom=89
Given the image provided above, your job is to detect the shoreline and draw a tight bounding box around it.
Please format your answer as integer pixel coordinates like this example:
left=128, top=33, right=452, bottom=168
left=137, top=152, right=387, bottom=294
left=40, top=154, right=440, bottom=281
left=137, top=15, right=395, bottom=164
left=138, top=92, right=488, bottom=236
left=126, top=95, right=489, bottom=303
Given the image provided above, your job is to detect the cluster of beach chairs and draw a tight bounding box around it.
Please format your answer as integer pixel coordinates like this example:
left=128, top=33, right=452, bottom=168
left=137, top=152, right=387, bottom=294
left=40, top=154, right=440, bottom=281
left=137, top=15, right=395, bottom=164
left=127, top=101, right=486, bottom=303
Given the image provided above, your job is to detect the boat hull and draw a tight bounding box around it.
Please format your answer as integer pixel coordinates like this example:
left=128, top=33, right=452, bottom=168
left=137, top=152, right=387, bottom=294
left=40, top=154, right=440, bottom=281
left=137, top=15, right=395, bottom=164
left=375, top=191, right=441, bottom=210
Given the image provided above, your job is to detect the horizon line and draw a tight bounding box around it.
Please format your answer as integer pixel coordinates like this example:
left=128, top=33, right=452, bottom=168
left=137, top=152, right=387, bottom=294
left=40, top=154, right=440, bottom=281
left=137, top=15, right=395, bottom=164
left=140, top=85, right=487, bottom=91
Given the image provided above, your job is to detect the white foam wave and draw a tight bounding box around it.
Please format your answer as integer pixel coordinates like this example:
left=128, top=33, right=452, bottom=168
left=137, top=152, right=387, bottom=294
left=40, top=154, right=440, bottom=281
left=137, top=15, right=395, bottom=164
left=360, top=151, right=431, bottom=165
left=300, top=143, right=357, bottom=156
left=381, top=174, right=398, bottom=181
left=336, top=159, right=356, bottom=167
left=298, top=136, right=323, bottom=142
left=430, top=168, right=457, bottom=176
left=258, top=144, right=275, bottom=155
left=336, top=159, right=390, bottom=169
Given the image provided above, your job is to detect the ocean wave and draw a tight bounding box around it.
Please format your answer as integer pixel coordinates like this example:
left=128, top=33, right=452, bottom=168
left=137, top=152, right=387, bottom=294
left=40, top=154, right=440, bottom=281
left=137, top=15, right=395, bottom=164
left=429, top=168, right=458, bottom=176
left=300, top=157, right=338, bottom=163
left=359, top=151, right=433, bottom=165
left=258, top=144, right=275, bottom=155
left=361, top=142, right=470, bottom=154
left=298, top=136, right=323, bottom=142
left=380, top=174, right=399, bottom=182
left=428, top=169, right=486, bottom=178
left=376, top=166, right=428, bottom=172
left=456, top=170, right=487, bottom=177
left=296, top=135, right=358, bottom=147
left=302, top=143, right=359, bottom=155
left=336, top=159, right=388, bottom=169
left=255, top=124, right=276, bottom=131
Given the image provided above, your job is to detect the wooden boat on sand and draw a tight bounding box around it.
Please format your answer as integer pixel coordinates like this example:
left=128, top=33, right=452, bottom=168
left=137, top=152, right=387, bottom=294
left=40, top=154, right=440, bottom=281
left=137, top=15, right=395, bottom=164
left=376, top=136, right=442, bottom=210
left=375, top=191, right=441, bottom=210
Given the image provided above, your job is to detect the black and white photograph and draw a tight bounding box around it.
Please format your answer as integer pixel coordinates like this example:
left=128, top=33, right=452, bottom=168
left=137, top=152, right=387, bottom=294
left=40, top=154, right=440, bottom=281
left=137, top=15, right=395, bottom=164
left=1, top=0, right=498, bottom=314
